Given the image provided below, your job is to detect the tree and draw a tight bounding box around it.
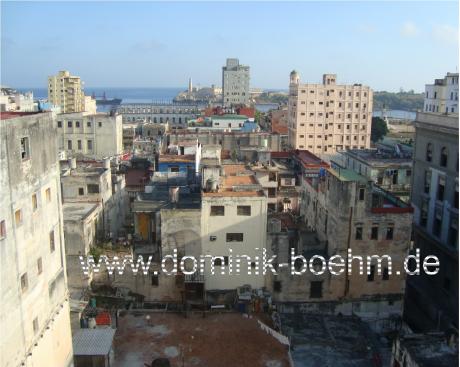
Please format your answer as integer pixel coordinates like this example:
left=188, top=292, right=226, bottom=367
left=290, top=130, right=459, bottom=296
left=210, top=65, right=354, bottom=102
left=371, top=117, right=389, bottom=143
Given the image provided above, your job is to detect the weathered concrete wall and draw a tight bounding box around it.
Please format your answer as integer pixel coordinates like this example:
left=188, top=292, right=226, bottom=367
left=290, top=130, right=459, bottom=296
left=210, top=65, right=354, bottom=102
left=0, top=112, right=73, bottom=367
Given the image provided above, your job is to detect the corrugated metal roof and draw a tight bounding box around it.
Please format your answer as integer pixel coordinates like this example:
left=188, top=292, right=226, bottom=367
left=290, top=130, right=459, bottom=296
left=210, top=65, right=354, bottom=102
left=73, top=328, right=115, bottom=356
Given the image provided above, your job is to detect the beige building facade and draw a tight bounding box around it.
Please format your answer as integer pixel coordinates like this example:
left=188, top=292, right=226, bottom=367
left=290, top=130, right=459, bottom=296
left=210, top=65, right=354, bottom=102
left=48, top=70, right=86, bottom=113
left=56, top=111, right=123, bottom=159
left=288, top=72, right=373, bottom=154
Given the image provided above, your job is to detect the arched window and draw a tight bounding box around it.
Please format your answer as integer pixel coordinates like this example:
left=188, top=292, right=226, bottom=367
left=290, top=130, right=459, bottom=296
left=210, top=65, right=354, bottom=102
left=426, top=143, right=433, bottom=162
left=440, top=147, right=448, bottom=167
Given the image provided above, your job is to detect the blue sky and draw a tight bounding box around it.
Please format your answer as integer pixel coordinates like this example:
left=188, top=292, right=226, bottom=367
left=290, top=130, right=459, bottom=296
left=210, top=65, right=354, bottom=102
left=1, top=1, right=458, bottom=91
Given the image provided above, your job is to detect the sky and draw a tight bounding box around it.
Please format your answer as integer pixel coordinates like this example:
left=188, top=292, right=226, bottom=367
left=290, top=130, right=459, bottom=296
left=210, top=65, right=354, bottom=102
left=1, top=1, right=458, bottom=92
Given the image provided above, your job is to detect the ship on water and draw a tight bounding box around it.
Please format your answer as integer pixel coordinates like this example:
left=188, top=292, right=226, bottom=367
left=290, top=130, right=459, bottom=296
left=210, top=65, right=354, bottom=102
left=92, top=91, right=122, bottom=106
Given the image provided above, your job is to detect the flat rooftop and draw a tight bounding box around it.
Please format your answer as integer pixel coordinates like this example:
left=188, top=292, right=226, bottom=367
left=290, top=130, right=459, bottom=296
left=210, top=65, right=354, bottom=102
left=328, top=167, right=369, bottom=183
left=112, top=312, right=290, bottom=367
left=159, top=154, right=195, bottom=163
left=344, top=148, right=412, bottom=165
left=63, top=202, right=100, bottom=221
left=280, top=314, right=389, bottom=367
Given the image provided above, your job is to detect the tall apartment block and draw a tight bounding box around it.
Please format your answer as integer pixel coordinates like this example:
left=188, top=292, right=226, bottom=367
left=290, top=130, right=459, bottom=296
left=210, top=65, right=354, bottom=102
left=48, top=70, right=85, bottom=113
left=222, top=58, right=250, bottom=107
left=405, top=111, right=458, bottom=332
left=288, top=71, right=373, bottom=154
left=0, top=112, right=73, bottom=366
left=424, top=72, right=459, bottom=114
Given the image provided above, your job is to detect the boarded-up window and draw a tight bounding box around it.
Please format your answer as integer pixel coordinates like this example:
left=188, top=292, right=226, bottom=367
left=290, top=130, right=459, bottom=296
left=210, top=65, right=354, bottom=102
left=226, top=233, right=243, bottom=242
left=237, top=206, right=251, bottom=216
left=210, top=206, right=225, bottom=216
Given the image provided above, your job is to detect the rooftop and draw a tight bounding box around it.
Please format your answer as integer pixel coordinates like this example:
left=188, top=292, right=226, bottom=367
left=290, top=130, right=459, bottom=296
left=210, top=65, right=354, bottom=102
left=343, top=148, right=412, bottom=166
left=63, top=202, right=100, bottom=221
left=398, top=333, right=458, bottom=367
left=280, top=313, right=388, bottom=367
left=112, top=312, right=289, bottom=367
left=328, top=167, right=369, bottom=183
left=73, top=328, right=115, bottom=356
left=293, top=150, right=330, bottom=169
left=159, top=154, right=195, bottom=163
left=0, top=111, right=43, bottom=120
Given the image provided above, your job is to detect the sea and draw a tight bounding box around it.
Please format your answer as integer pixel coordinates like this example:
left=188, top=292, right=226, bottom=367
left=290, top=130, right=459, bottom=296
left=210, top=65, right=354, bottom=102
left=19, top=87, right=415, bottom=117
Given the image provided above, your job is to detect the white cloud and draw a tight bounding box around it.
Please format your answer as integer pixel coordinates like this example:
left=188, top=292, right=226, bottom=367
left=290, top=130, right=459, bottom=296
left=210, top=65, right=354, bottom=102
left=401, top=21, right=419, bottom=37
left=433, top=24, right=459, bottom=45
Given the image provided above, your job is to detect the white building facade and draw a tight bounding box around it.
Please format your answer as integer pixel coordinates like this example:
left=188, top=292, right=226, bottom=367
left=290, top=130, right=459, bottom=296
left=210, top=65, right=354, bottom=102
left=222, top=58, right=250, bottom=107
left=424, top=72, right=459, bottom=114
left=0, top=112, right=73, bottom=367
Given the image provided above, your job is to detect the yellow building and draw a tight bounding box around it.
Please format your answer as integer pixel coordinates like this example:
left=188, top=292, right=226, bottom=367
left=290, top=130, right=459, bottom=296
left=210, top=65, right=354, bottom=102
left=48, top=70, right=89, bottom=113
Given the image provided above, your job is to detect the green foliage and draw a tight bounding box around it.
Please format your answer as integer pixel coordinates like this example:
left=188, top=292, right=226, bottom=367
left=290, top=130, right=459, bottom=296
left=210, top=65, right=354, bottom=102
left=255, top=93, right=289, bottom=105
left=374, top=91, right=424, bottom=111
left=89, top=246, right=103, bottom=263
left=371, top=117, right=389, bottom=142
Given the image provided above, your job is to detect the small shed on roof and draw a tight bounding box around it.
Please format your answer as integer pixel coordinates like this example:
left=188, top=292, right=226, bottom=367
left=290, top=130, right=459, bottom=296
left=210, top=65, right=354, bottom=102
left=73, top=328, right=116, bottom=367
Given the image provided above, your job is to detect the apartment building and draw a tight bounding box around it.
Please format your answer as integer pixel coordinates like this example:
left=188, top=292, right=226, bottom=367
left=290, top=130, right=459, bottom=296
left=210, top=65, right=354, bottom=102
left=0, top=112, right=73, bottom=366
left=288, top=71, right=373, bottom=154
left=405, top=111, right=458, bottom=332
left=424, top=72, right=459, bottom=114
left=201, top=164, right=267, bottom=292
left=268, top=161, right=413, bottom=319
left=222, top=58, right=250, bottom=107
left=48, top=70, right=86, bottom=113
left=339, top=147, right=413, bottom=202
left=56, top=111, right=123, bottom=159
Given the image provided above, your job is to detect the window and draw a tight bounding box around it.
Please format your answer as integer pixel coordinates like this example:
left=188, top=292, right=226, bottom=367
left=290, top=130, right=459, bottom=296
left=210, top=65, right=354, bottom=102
left=0, top=220, right=6, bottom=239
left=420, top=200, right=428, bottom=227
left=15, top=209, right=22, bottom=226
left=151, top=274, right=159, bottom=286
left=78, top=188, right=84, bottom=196
left=424, top=170, right=431, bottom=194
left=33, top=317, right=39, bottom=334
left=45, top=188, right=51, bottom=202
left=273, top=281, right=282, bottom=292
left=440, top=147, right=448, bottom=167
left=57, top=121, right=62, bottom=128
left=87, top=121, right=91, bottom=127
left=21, top=273, right=28, bottom=292
left=67, top=140, right=72, bottom=150
left=75, top=121, right=80, bottom=128
left=37, top=257, right=43, bottom=274
left=77, top=140, right=82, bottom=150
left=355, top=226, right=363, bottom=240
left=226, top=233, right=243, bottom=242
left=269, top=172, right=277, bottom=182
left=426, top=143, right=433, bottom=162
left=67, top=121, right=72, bottom=128
left=87, top=140, right=93, bottom=151
left=371, top=226, right=378, bottom=240
left=98, top=121, right=102, bottom=127
left=210, top=206, right=225, bottom=216
left=237, top=206, right=251, bottom=216
left=310, top=281, right=323, bottom=298
left=433, top=216, right=442, bottom=237
left=32, top=194, right=38, bottom=211
left=386, top=226, right=394, bottom=240
left=367, top=265, right=375, bottom=281
left=382, top=267, right=389, bottom=281
left=406, top=169, right=412, bottom=177
left=437, top=176, right=445, bottom=201
left=268, top=188, right=276, bottom=198
left=358, top=188, right=365, bottom=201
left=169, top=166, right=180, bottom=173
left=49, top=230, right=55, bottom=252
left=87, top=184, right=100, bottom=194
left=20, top=137, right=30, bottom=160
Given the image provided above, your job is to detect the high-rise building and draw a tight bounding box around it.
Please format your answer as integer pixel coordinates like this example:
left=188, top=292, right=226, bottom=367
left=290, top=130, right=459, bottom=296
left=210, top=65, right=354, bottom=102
left=0, top=112, right=73, bottom=366
left=405, top=111, right=458, bottom=332
left=423, top=72, right=459, bottom=115
left=222, top=58, right=250, bottom=107
left=48, top=70, right=85, bottom=113
left=288, top=71, right=373, bottom=154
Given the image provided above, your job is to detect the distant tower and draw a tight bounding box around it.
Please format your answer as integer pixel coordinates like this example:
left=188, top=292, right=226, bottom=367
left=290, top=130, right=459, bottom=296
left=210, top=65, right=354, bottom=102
left=188, top=77, right=193, bottom=93
left=290, top=70, right=300, bottom=85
